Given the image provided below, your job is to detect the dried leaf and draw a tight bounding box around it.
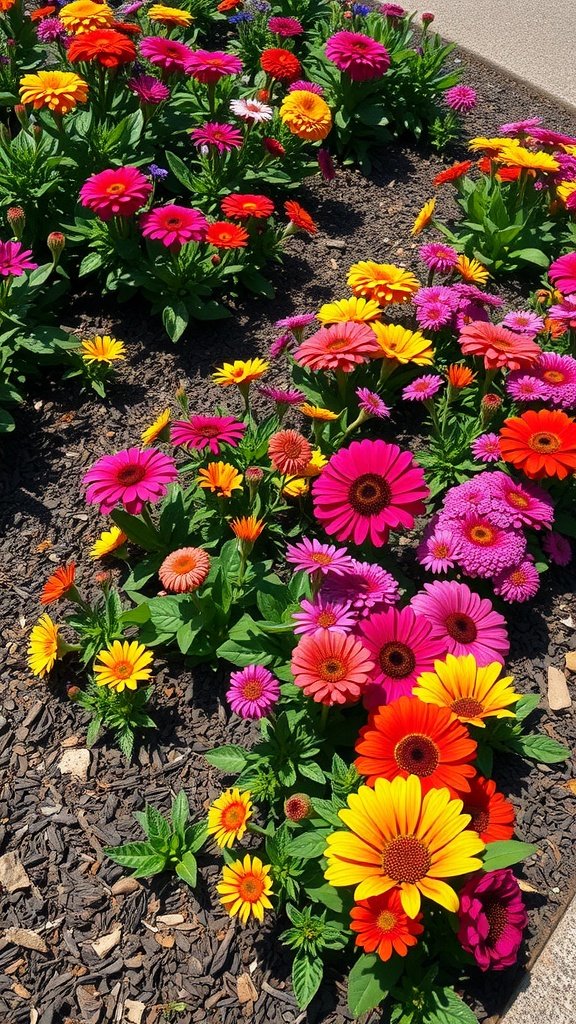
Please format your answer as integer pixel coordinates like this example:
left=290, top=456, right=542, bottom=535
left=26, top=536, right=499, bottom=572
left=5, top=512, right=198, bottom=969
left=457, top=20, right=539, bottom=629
left=0, top=853, right=32, bottom=894
left=236, top=973, right=258, bottom=1005
left=154, top=933, right=175, bottom=949
left=565, top=780, right=576, bottom=795
left=125, top=1000, right=146, bottom=1024
left=547, top=666, right=572, bottom=711
left=90, top=925, right=122, bottom=958
left=35, top=540, right=52, bottom=553
left=111, top=877, right=141, bottom=896
left=518, top=879, right=541, bottom=894
left=156, top=914, right=185, bottom=927
left=4, top=928, right=48, bottom=953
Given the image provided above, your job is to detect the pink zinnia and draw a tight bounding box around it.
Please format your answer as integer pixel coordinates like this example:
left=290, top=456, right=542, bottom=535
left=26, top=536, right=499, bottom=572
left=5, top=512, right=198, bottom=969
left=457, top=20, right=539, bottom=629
left=285, top=538, right=355, bottom=576
left=451, top=513, right=526, bottom=578
left=506, top=374, right=548, bottom=403
left=499, top=117, right=542, bottom=135
left=322, top=559, right=400, bottom=612
left=418, top=528, right=463, bottom=574
left=227, top=665, right=280, bottom=719
left=140, top=204, right=207, bottom=249
left=288, top=80, right=324, bottom=95
left=543, top=531, right=572, bottom=566
left=444, top=84, right=477, bottom=113
left=416, top=301, right=454, bottom=331
left=184, top=50, right=242, bottom=84
left=548, top=294, right=576, bottom=329
left=0, top=240, right=37, bottom=277
left=494, top=559, right=540, bottom=602
left=402, top=375, right=443, bottom=401
left=549, top=251, right=576, bottom=295
left=454, top=284, right=503, bottom=308
left=291, top=631, right=374, bottom=706
left=411, top=580, right=509, bottom=665
left=128, top=74, right=169, bottom=104
left=171, top=415, right=246, bottom=454
left=294, top=321, right=378, bottom=373
left=259, top=385, right=306, bottom=407
left=380, top=3, right=405, bottom=16
left=230, top=97, right=273, bottom=122
left=190, top=122, right=243, bottom=153
left=139, top=36, right=194, bottom=73
left=325, top=31, right=390, bottom=82
left=83, top=447, right=178, bottom=515
left=313, top=439, right=429, bottom=547
left=413, top=285, right=459, bottom=309
left=419, top=242, right=459, bottom=274
left=442, top=477, right=488, bottom=516
left=79, top=166, right=152, bottom=221
left=275, top=312, right=316, bottom=332
left=269, top=333, right=294, bottom=358
left=268, top=15, right=303, bottom=36
left=458, top=869, right=527, bottom=971
left=356, top=387, right=391, bottom=419
left=470, top=433, right=501, bottom=463
left=501, top=310, right=544, bottom=336
left=459, top=320, right=541, bottom=371
left=292, top=596, right=356, bottom=635
left=357, top=605, right=446, bottom=707
left=529, top=126, right=576, bottom=147
left=479, top=471, right=554, bottom=530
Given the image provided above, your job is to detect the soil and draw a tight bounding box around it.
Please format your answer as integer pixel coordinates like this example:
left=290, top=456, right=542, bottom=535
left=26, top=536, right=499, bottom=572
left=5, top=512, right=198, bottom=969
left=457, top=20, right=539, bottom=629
left=1, top=50, right=576, bottom=1024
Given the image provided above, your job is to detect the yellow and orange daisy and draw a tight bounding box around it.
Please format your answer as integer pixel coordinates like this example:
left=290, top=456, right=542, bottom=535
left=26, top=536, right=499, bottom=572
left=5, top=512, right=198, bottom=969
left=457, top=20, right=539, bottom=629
left=350, top=889, right=424, bottom=962
left=208, top=788, right=252, bottom=848
left=468, top=136, right=511, bottom=157
left=498, top=144, right=559, bottom=174
left=413, top=653, right=521, bottom=728
left=299, top=449, right=328, bottom=477
left=40, top=563, right=76, bottom=605
left=89, top=525, right=127, bottom=559
left=410, top=198, right=435, bottom=236
left=19, top=70, right=88, bottom=115
left=230, top=515, right=264, bottom=543
left=455, top=255, right=489, bottom=285
left=141, top=408, right=171, bottom=446
left=80, top=335, right=125, bottom=363
left=298, top=403, right=340, bottom=421
left=93, top=639, right=153, bottom=693
left=27, top=613, right=62, bottom=678
left=447, top=363, right=476, bottom=389
left=370, top=323, right=434, bottom=366
left=198, top=461, right=243, bottom=497
left=279, top=90, right=332, bottom=142
left=58, top=0, right=113, bottom=32
left=217, top=854, right=273, bottom=923
left=147, top=3, right=193, bottom=26
left=212, top=358, right=269, bottom=388
left=317, top=296, right=382, bottom=325
left=347, top=261, right=420, bottom=307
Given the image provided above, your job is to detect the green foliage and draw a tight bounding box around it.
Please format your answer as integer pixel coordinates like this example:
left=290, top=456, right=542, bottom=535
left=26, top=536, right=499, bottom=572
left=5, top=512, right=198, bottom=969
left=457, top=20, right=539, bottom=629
left=104, top=791, right=207, bottom=883
left=75, top=683, right=156, bottom=760
left=281, top=903, right=347, bottom=1009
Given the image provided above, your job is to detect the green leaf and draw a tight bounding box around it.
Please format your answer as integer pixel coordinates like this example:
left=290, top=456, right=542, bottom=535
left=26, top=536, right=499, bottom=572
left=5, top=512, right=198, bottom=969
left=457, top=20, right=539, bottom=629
left=162, top=301, right=189, bottom=343
left=311, top=799, right=343, bottom=829
left=425, top=987, right=478, bottom=1024
left=104, top=841, right=167, bottom=876
left=474, top=743, right=493, bottom=778
left=299, top=761, right=326, bottom=785
left=120, top=604, right=151, bottom=625
left=288, top=832, right=329, bottom=860
left=292, top=952, right=323, bottom=1010
left=514, top=694, right=540, bottom=721
left=184, top=820, right=208, bottom=854
left=171, top=790, right=189, bottom=838
left=347, top=953, right=403, bottom=1017
left=509, top=733, right=569, bottom=764
left=509, top=247, right=550, bottom=267
left=304, top=882, right=346, bottom=914
left=175, top=851, right=198, bottom=888
left=482, top=840, right=537, bottom=871
left=144, top=805, right=171, bottom=847
left=110, top=509, right=163, bottom=552
left=204, top=745, right=248, bottom=774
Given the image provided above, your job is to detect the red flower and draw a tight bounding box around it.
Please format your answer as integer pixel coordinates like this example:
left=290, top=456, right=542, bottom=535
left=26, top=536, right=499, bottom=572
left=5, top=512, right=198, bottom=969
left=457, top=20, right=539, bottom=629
left=205, top=221, right=249, bottom=249
left=40, top=563, right=76, bottom=605
left=221, top=194, right=274, bottom=220
left=30, top=4, right=55, bottom=19
left=284, top=200, right=317, bottom=234
left=68, top=28, right=137, bottom=68
left=260, top=47, right=301, bottom=82
left=263, top=136, right=286, bottom=158
left=350, top=890, right=424, bottom=961
left=111, top=20, right=142, bottom=36
left=433, top=160, right=473, bottom=186
left=461, top=775, right=515, bottom=843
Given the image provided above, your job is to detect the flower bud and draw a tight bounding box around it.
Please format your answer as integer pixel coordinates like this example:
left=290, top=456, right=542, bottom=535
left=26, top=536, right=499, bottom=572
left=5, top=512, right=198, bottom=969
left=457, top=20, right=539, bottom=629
left=211, top=253, right=220, bottom=265
left=47, top=231, right=65, bottom=265
left=421, top=11, right=434, bottom=22
left=284, top=793, right=313, bottom=822
left=263, top=136, right=286, bottom=159
left=7, top=205, right=25, bottom=240
left=257, top=88, right=270, bottom=102
left=14, top=103, right=28, bottom=128
left=245, top=465, right=263, bottom=502
left=67, top=685, right=81, bottom=701
left=481, top=392, right=502, bottom=426
left=317, top=147, right=335, bottom=182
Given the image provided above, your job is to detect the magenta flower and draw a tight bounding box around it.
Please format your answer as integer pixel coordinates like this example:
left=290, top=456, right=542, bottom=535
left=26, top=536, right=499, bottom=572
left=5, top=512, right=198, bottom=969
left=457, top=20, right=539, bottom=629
left=403, top=375, right=443, bottom=401
left=318, top=147, right=336, bottom=181
left=506, top=374, right=548, bottom=404
left=83, top=447, right=178, bottom=515
left=268, top=15, right=304, bottom=36
left=275, top=312, right=316, bottom=331
left=494, top=559, right=541, bottom=602
left=226, top=665, right=280, bottom=719
left=416, top=300, right=454, bottom=331
left=292, top=596, right=356, bottom=635
left=190, top=122, right=243, bottom=153
left=454, top=284, right=503, bottom=307
left=498, top=117, right=542, bottom=135
left=418, top=527, right=463, bottom=574
left=471, top=433, right=501, bottom=463
left=288, top=79, right=324, bottom=95
left=442, top=476, right=488, bottom=516
left=80, top=166, right=152, bottom=221
left=325, top=31, right=390, bottom=81
left=530, top=351, right=576, bottom=408
left=356, top=387, right=391, bottom=419
left=548, top=294, right=576, bottom=329
left=259, top=385, right=306, bottom=406
left=128, top=74, right=170, bottom=104
left=419, top=242, right=459, bottom=274
left=529, top=126, right=576, bottom=147
left=0, top=240, right=37, bottom=277
left=543, top=531, right=572, bottom=566
left=414, top=284, right=459, bottom=309
left=171, top=415, right=246, bottom=454
left=140, top=205, right=208, bottom=249
left=357, top=605, right=447, bottom=707
left=139, top=36, right=194, bottom=73
left=450, top=513, right=527, bottom=579
left=479, top=471, right=554, bottom=530
left=455, top=302, right=490, bottom=331
left=322, top=559, right=399, bottom=612
left=501, top=310, right=544, bottom=336
left=549, top=251, right=576, bottom=294
left=184, top=50, right=242, bottom=85
left=269, top=333, right=294, bottom=358
left=411, top=579, right=510, bottom=665
left=286, top=537, right=355, bottom=576
left=37, top=17, right=67, bottom=42
left=444, top=84, right=477, bottom=113
left=380, top=3, right=405, bottom=16
left=458, top=870, right=528, bottom=971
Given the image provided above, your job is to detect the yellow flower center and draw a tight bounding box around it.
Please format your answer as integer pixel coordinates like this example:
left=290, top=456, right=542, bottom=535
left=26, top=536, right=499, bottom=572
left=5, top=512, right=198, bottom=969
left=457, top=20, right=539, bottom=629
left=507, top=490, right=529, bottom=509
left=311, top=552, right=332, bottom=565
left=107, top=183, right=126, bottom=195
left=376, top=909, right=397, bottom=933
left=543, top=369, right=565, bottom=384
left=467, top=523, right=497, bottom=546
left=317, top=611, right=337, bottom=628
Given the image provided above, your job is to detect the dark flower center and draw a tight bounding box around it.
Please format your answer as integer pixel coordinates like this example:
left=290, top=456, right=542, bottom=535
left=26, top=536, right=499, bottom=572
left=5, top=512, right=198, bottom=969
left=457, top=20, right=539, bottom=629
left=394, top=733, right=440, bottom=777
left=379, top=641, right=416, bottom=679
left=464, top=804, right=490, bottom=836
left=444, top=612, right=478, bottom=643
left=320, top=658, right=345, bottom=682
left=529, top=430, right=561, bottom=453
left=348, top=473, right=391, bottom=516
left=116, top=464, right=146, bottom=486
left=483, top=898, right=508, bottom=944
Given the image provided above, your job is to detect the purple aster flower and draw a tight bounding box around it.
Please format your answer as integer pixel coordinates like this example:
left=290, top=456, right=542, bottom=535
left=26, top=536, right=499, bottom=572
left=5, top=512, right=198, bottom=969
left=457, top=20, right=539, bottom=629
left=321, top=558, right=400, bottom=612
left=444, top=84, right=478, bottom=113
left=229, top=11, right=253, bottom=22
left=286, top=538, right=355, bottom=576
left=148, top=163, right=168, bottom=180
left=402, top=374, right=443, bottom=401
left=501, top=310, right=545, bottom=336
left=419, top=242, right=459, bottom=274
left=356, top=387, right=391, bottom=419
left=543, top=531, right=572, bottom=566
left=37, top=16, right=68, bottom=41
left=470, top=433, right=501, bottom=463
left=292, top=596, right=357, bottom=635
left=493, top=559, right=540, bottom=602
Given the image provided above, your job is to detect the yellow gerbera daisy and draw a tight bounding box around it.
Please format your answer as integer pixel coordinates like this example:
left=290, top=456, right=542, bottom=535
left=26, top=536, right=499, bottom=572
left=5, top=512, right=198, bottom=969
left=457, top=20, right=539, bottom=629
left=468, top=136, right=512, bottom=156
left=90, top=525, right=127, bottom=559
left=410, top=198, right=435, bottom=237
left=81, top=335, right=125, bottom=363
left=147, top=3, right=193, bottom=26
left=208, top=789, right=252, bottom=848
left=141, top=408, right=171, bottom=446
left=198, top=461, right=243, bottom=497
left=497, top=144, right=559, bottom=174
left=317, top=296, right=382, bottom=325
left=19, top=70, right=88, bottom=115
left=300, top=448, right=328, bottom=477
left=455, top=255, right=489, bottom=285
left=413, top=653, right=521, bottom=729
left=347, top=262, right=420, bottom=307
left=299, top=403, right=340, bottom=421
left=59, top=0, right=113, bottom=33
left=212, top=359, right=269, bottom=387
left=28, top=613, right=62, bottom=678
left=324, top=774, right=484, bottom=918
left=94, top=639, right=153, bottom=693
left=371, top=323, right=434, bottom=365
left=217, top=854, right=273, bottom=924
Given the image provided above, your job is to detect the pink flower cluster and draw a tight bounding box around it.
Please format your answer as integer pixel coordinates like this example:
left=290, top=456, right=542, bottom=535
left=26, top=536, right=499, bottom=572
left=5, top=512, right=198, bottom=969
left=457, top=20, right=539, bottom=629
left=506, top=351, right=576, bottom=409
left=412, top=278, right=503, bottom=333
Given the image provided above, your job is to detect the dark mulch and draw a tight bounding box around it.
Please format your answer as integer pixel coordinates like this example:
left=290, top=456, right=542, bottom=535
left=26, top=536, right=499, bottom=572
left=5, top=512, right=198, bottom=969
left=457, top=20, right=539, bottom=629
left=1, top=51, right=576, bottom=1024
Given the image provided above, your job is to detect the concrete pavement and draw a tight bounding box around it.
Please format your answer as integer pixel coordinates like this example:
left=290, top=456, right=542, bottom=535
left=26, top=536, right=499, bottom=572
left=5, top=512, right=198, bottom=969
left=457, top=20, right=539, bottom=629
left=412, top=1, right=576, bottom=109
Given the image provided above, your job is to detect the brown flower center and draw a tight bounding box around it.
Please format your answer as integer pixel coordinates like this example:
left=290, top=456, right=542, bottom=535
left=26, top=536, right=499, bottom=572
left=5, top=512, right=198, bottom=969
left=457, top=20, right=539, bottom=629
left=444, top=612, right=478, bottom=643
left=394, top=733, right=440, bottom=777
left=165, top=216, right=184, bottom=228
left=348, top=473, right=391, bottom=516
left=238, top=873, right=265, bottom=903
left=483, top=898, right=508, bottom=943
left=382, top=835, right=431, bottom=884
left=241, top=680, right=264, bottom=700
left=379, top=642, right=416, bottom=679
left=465, top=804, right=490, bottom=836
left=528, top=430, right=561, bottom=453
left=376, top=909, right=397, bottom=933
left=450, top=696, right=485, bottom=718
left=116, top=464, right=146, bottom=486
left=200, top=423, right=220, bottom=436
left=319, top=658, right=345, bottom=682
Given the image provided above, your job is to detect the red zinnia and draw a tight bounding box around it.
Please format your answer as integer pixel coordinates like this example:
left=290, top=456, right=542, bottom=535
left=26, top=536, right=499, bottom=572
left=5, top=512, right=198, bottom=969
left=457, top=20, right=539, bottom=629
left=433, top=160, right=473, bottom=186
left=499, top=408, right=576, bottom=480
left=459, top=320, right=541, bottom=371
left=40, top=563, right=76, bottom=605
left=68, top=29, right=137, bottom=68
left=263, top=136, right=286, bottom=158
left=350, top=890, right=424, bottom=962
left=221, top=194, right=274, bottom=220
left=355, top=696, right=477, bottom=794
left=461, top=775, right=515, bottom=844
left=205, top=221, right=249, bottom=249
left=268, top=429, right=312, bottom=476
left=284, top=200, right=317, bottom=235
left=291, top=631, right=374, bottom=706
left=260, top=47, right=301, bottom=82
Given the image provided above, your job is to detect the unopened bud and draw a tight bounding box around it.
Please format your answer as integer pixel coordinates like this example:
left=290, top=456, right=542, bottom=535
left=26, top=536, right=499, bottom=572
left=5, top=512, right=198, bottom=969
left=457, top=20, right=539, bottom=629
left=421, top=11, right=434, bottom=22
left=32, top=124, right=42, bottom=140
left=47, top=231, right=65, bottom=265
left=67, top=685, right=81, bottom=701
left=7, top=205, right=25, bottom=240
left=263, top=136, right=286, bottom=159
left=245, top=465, right=263, bottom=501
left=14, top=103, right=28, bottom=128
left=284, top=793, right=313, bottom=822
left=481, top=392, right=502, bottom=426
left=211, top=253, right=220, bottom=265
left=95, top=569, right=112, bottom=586
left=257, top=88, right=270, bottom=102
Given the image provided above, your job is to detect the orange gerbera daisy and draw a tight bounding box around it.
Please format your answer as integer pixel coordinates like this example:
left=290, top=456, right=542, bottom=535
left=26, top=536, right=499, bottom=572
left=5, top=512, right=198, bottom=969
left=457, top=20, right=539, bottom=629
left=230, top=515, right=264, bottom=543
left=30, top=4, right=56, bottom=20
left=350, top=889, right=424, bottom=961
left=198, top=462, right=243, bottom=496
left=205, top=221, right=248, bottom=249
left=455, top=255, right=489, bottom=285
left=298, top=403, right=340, bottom=421
left=40, top=563, right=76, bottom=605
left=499, top=409, right=576, bottom=480
left=280, top=90, right=332, bottom=142
left=354, top=696, right=477, bottom=795
left=284, top=200, right=318, bottom=235
left=433, top=161, right=473, bottom=186
left=447, top=363, right=476, bottom=389
left=461, top=775, right=515, bottom=844
left=268, top=429, right=312, bottom=476
left=158, top=547, right=211, bottom=593
left=19, top=70, right=89, bottom=115
left=347, top=261, right=420, bottom=307
left=410, top=198, right=435, bottom=236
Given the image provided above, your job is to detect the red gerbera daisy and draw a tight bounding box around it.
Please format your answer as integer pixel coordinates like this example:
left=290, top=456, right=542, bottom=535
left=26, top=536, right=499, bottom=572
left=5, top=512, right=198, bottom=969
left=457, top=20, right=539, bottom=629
left=499, top=408, right=576, bottom=480
left=291, top=630, right=374, bottom=706
left=205, top=221, right=249, bottom=249
left=461, top=775, right=515, bottom=844
left=68, top=29, right=137, bottom=68
left=355, top=695, right=477, bottom=794
left=284, top=200, right=318, bottom=235
left=221, top=194, right=274, bottom=220
left=40, top=563, right=76, bottom=605
left=260, top=47, right=301, bottom=82
left=433, top=160, right=473, bottom=186
left=350, top=890, right=424, bottom=961
left=356, top=605, right=447, bottom=707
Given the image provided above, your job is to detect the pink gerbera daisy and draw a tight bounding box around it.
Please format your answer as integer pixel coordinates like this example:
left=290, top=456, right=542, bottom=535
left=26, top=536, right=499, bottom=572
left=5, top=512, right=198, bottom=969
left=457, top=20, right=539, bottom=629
left=292, top=596, right=357, bottom=635
left=139, top=36, right=194, bottom=73
left=479, top=471, right=554, bottom=530
left=493, top=559, right=540, bottom=602
left=79, top=166, right=152, bottom=221
left=411, top=580, right=510, bottom=665
left=158, top=547, right=211, bottom=593
left=230, top=97, right=273, bottom=122
left=312, top=439, right=429, bottom=547
left=291, top=631, right=374, bottom=706
left=0, top=240, right=37, bottom=277
left=357, top=606, right=446, bottom=707
left=268, top=15, right=303, bottom=36
left=451, top=513, right=526, bottom=578
left=140, top=204, right=208, bottom=249
left=288, top=80, right=324, bottom=95
left=171, top=415, right=246, bottom=454
left=542, top=531, right=572, bottom=566
left=498, top=117, right=542, bottom=135
left=322, top=559, right=399, bottom=612
left=190, top=122, right=243, bottom=153
left=128, top=74, right=169, bottom=104
left=471, top=433, right=501, bottom=463
left=83, top=447, right=178, bottom=514
left=501, top=311, right=544, bottom=336
left=325, top=30, right=390, bottom=81
left=227, top=665, right=280, bottom=719
left=184, top=50, right=242, bottom=84
left=356, top=387, right=391, bottom=419
left=459, top=321, right=541, bottom=371
left=419, top=242, right=459, bottom=274
left=293, top=321, right=378, bottom=373
left=506, top=374, right=548, bottom=403
left=286, top=538, right=355, bottom=576
left=548, top=251, right=576, bottom=295
left=418, top=528, right=463, bottom=574
left=532, top=352, right=576, bottom=408
left=442, top=477, right=488, bottom=517
left=458, top=869, right=528, bottom=971
left=402, top=375, right=443, bottom=401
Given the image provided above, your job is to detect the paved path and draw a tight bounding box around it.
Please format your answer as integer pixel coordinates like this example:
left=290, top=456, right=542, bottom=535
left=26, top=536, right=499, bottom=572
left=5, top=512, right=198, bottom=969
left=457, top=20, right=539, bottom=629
left=412, top=1, right=576, bottom=109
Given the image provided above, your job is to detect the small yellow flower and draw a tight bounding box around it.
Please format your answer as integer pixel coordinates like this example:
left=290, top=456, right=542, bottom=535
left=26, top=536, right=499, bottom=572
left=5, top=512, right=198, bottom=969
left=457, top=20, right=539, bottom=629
left=147, top=3, right=193, bottom=25
left=455, top=255, right=489, bottom=285
left=556, top=180, right=576, bottom=206
left=94, top=639, right=153, bottom=693
left=217, top=854, right=273, bottom=924
left=90, top=525, right=127, bottom=559
left=198, top=462, right=243, bottom=497
left=279, top=90, right=332, bottom=142
left=371, top=323, right=434, bottom=365
left=208, top=789, right=252, bottom=848
left=141, top=408, right=171, bottom=446
left=347, top=261, right=420, bottom=307
left=283, top=477, right=310, bottom=498
left=212, top=359, right=269, bottom=387
left=498, top=144, right=559, bottom=174
left=59, top=0, right=113, bottom=33
left=317, top=296, right=382, bottom=325
left=411, top=198, right=435, bottom=236
left=468, top=136, right=511, bottom=156
left=299, top=403, right=340, bottom=421
left=300, top=449, right=327, bottom=478
left=28, top=613, right=62, bottom=678
left=81, top=335, right=125, bottom=364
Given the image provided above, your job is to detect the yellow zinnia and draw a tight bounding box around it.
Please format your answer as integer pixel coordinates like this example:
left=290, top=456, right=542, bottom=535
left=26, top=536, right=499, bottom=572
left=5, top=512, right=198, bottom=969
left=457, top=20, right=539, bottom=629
left=347, top=261, right=420, bottom=307
left=198, top=462, right=243, bottom=497
left=147, top=3, right=193, bottom=25
left=371, top=323, right=434, bottom=365
left=19, top=70, right=88, bottom=115
left=283, top=478, right=309, bottom=498
left=94, top=639, right=153, bottom=693
left=299, top=403, right=340, bottom=421
left=141, top=408, right=171, bottom=446
left=279, top=90, right=332, bottom=142
left=81, top=335, right=125, bottom=363
left=413, top=653, right=521, bottom=729
left=28, top=614, right=62, bottom=678
left=212, top=358, right=269, bottom=387
left=324, top=775, right=484, bottom=918
left=59, top=0, right=113, bottom=33
left=90, top=525, right=127, bottom=559
left=497, top=143, right=559, bottom=174
left=411, top=198, right=435, bottom=236
left=208, top=789, right=252, bottom=848
left=217, top=854, right=273, bottom=924
left=455, top=254, right=489, bottom=285
left=317, top=296, right=382, bottom=325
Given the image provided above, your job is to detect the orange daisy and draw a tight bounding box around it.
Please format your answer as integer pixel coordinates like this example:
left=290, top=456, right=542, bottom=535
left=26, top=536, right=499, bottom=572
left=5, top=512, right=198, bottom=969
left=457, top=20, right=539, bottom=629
left=298, top=403, right=340, bottom=421
left=158, top=547, right=211, bottom=593
left=347, top=261, right=420, bottom=307
left=461, top=775, right=515, bottom=844
left=205, top=221, right=249, bottom=249
left=230, top=516, right=264, bottom=543
left=499, top=409, right=576, bottom=480
left=350, top=889, right=424, bottom=961
left=447, top=363, right=476, bottom=389
left=284, top=200, right=318, bottom=235
left=268, top=429, right=312, bottom=476
left=433, top=161, right=473, bottom=186
left=40, top=563, right=76, bottom=605
left=198, top=462, right=243, bottom=497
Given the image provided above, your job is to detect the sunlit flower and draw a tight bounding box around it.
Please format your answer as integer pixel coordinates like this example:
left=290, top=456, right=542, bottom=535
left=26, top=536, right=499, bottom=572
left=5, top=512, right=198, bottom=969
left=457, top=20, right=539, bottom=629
left=19, top=70, right=88, bottom=115
left=493, top=559, right=541, bottom=602
left=171, top=415, right=245, bottom=455
left=90, top=525, right=127, bottom=559
left=206, top=221, right=249, bottom=249
left=230, top=97, right=273, bottom=122
left=141, top=205, right=207, bottom=248
left=433, top=161, right=473, bottom=186
left=294, top=321, right=378, bottom=372
left=268, top=429, right=312, bottom=476
left=28, top=614, right=63, bottom=677
left=459, top=320, right=541, bottom=371
left=191, top=121, right=243, bottom=153
left=221, top=194, right=274, bottom=220
left=450, top=513, right=526, bottom=578
left=280, top=90, right=332, bottom=141
left=292, top=595, right=356, bottom=635
left=80, top=166, right=151, bottom=221
left=148, top=3, right=193, bottom=25
left=0, top=241, right=37, bottom=277
left=139, top=36, right=194, bottom=73
left=185, top=49, right=242, bottom=84
left=348, top=261, right=420, bottom=306
left=299, top=403, right=340, bottom=421
left=414, top=653, right=520, bottom=728
left=501, top=310, right=544, bottom=336
left=411, top=198, right=435, bottom=236
left=83, top=447, right=177, bottom=514
left=227, top=665, right=280, bottom=719
left=350, top=890, right=424, bottom=962
left=458, top=870, right=527, bottom=971
left=159, top=547, right=210, bottom=593
left=322, top=559, right=399, bottom=612
left=411, top=579, right=509, bottom=665
left=40, top=563, right=76, bottom=605
left=498, top=143, right=559, bottom=173
left=455, top=255, right=489, bottom=285
left=292, top=630, right=374, bottom=706
left=549, top=251, right=576, bottom=294
left=317, top=296, right=382, bottom=324
left=208, top=789, right=252, bottom=847
left=357, top=605, right=446, bottom=707
left=419, top=242, right=459, bottom=273
left=81, top=335, right=125, bottom=363
left=285, top=537, right=355, bottom=576
left=447, top=363, right=476, bottom=389
left=418, top=527, right=463, bottom=574
left=59, top=0, right=113, bottom=33
left=462, top=775, right=515, bottom=844
left=471, top=433, right=501, bottom=463
left=230, top=515, right=264, bottom=543
left=212, top=358, right=268, bottom=387
left=403, top=375, right=443, bottom=401
left=479, top=471, right=554, bottom=530
left=128, top=74, right=170, bottom=105
left=444, top=84, right=477, bottom=112
left=499, top=408, right=576, bottom=480
left=217, top=855, right=273, bottom=923
left=284, top=200, right=317, bottom=234
left=371, top=323, right=434, bottom=365
left=356, top=388, right=391, bottom=419
left=141, top=408, right=170, bottom=446
left=325, top=30, right=390, bottom=81
left=260, top=46, right=301, bottom=82
left=197, top=461, right=243, bottom=497
left=94, top=639, right=153, bottom=692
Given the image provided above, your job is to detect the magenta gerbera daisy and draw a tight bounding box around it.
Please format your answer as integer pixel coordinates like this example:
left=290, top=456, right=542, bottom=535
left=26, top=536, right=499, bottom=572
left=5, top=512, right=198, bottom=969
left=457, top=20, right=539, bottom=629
left=532, top=351, right=576, bottom=408
left=418, top=527, right=463, bottom=574
left=285, top=538, right=355, bottom=576
left=357, top=605, right=447, bottom=707
left=139, top=36, right=194, bottom=73
left=411, top=580, right=510, bottom=666
left=79, top=166, right=152, bottom=221
left=190, top=122, right=243, bottom=153
left=140, top=205, right=208, bottom=249
left=0, top=240, right=37, bottom=277
left=442, top=477, right=488, bottom=517
left=493, top=559, right=540, bottom=602
left=506, top=374, right=548, bottom=403
left=458, top=869, right=528, bottom=971
left=325, top=30, right=390, bottom=81
left=542, top=531, right=572, bottom=566
left=501, top=310, right=544, bottom=336
left=415, top=301, right=454, bottom=331
left=478, top=471, right=554, bottom=530
left=83, top=447, right=178, bottom=515
left=356, top=388, right=391, bottom=419
left=128, top=74, right=169, bottom=104
left=171, top=415, right=246, bottom=454
left=226, top=665, right=280, bottom=719
left=402, top=375, right=443, bottom=401
left=471, top=433, right=501, bottom=463
left=312, top=439, right=429, bottom=547
left=322, top=559, right=399, bottom=612
left=268, top=15, right=303, bottom=36
left=292, top=596, right=356, bottom=635
left=419, top=242, right=459, bottom=274
left=451, top=513, right=527, bottom=578
left=184, top=50, right=242, bottom=84
left=294, top=321, right=378, bottom=373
